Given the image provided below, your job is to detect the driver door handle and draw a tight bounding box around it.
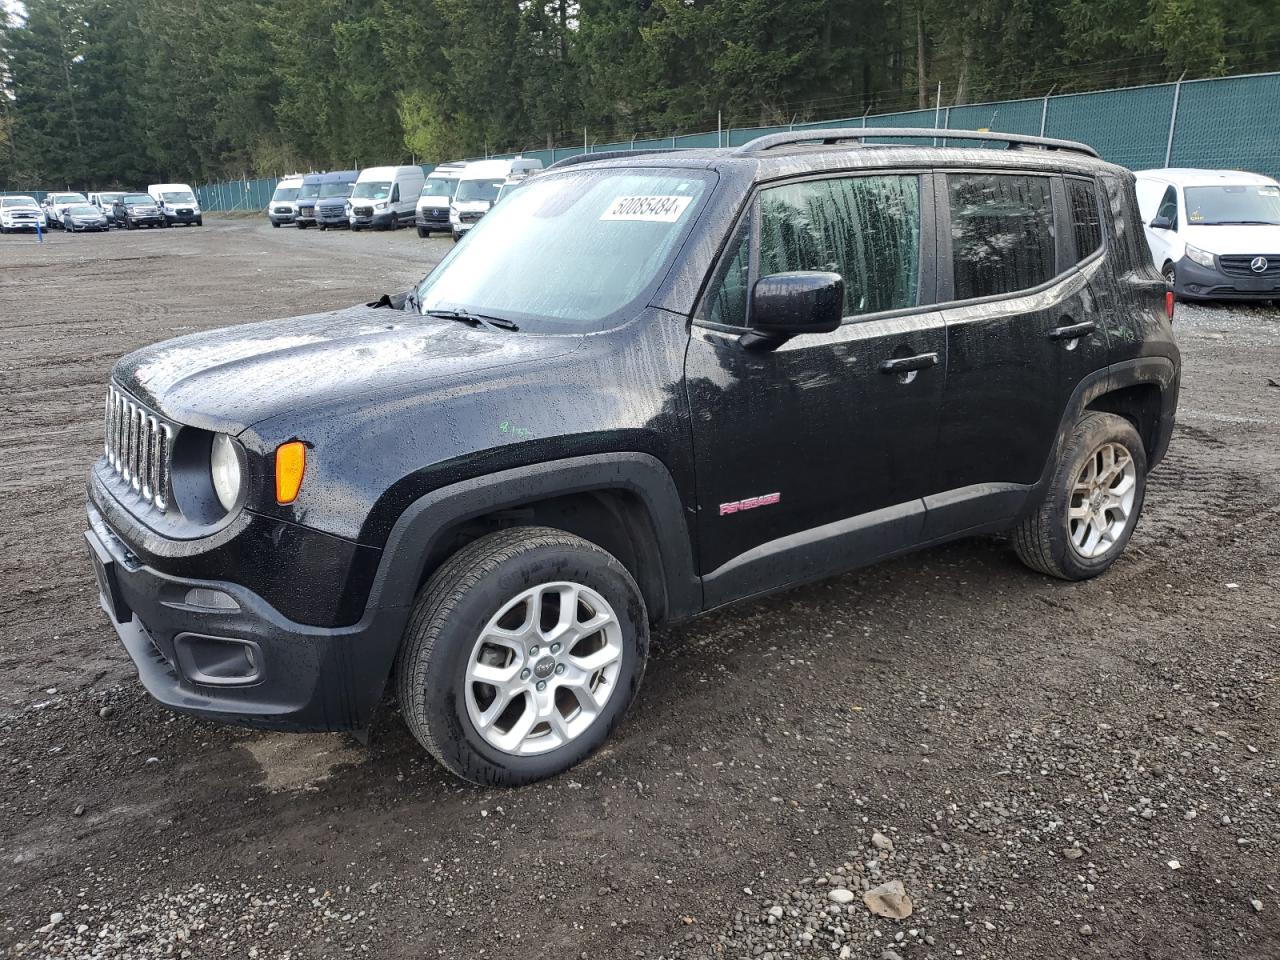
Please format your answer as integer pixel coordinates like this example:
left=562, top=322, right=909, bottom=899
left=879, top=352, right=939, bottom=374
left=1048, top=320, right=1097, bottom=341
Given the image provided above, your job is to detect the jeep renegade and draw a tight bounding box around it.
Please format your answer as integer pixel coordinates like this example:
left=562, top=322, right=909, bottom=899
left=86, top=129, right=1180, bottom=786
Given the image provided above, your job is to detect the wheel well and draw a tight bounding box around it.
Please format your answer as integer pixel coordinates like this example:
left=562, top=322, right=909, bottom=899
left=415, top=490, right=669, bottom=623
left=1086, top=384, right=1163, bottom=457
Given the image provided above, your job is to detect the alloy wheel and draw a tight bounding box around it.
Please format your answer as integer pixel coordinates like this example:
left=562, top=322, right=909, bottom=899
left=464, top=581, right=624, bottom=756
left=1068, top=441, right=1137, bottom=559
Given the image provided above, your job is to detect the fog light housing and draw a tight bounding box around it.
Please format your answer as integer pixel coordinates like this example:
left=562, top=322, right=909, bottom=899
left=174, top=633, right=263, bottom=686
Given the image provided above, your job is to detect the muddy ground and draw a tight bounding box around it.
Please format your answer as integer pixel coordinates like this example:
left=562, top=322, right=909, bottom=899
left=0, top=219, right=1277, bottom=960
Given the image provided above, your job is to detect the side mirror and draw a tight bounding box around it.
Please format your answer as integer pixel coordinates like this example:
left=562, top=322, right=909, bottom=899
left=1149, top=214, right=1174, bottom=230
left=744, top=271, right=844, bottom=347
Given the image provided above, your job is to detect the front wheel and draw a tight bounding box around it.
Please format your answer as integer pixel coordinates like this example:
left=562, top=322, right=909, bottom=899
left=417, top=226, right=429, bottom=238
left=395, top=527, right=649, bottom=786
left=1013, top=412, right=1147, bottom=580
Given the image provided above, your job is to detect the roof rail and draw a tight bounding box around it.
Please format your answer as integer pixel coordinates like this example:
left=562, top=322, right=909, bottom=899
left=733, top=127, right=1100, bottom=159
left=546, top=148, right=687, bottom=170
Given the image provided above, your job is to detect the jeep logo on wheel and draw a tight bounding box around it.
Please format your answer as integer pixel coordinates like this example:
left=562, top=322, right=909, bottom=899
left=1250, top=256, right=1269, bottom=273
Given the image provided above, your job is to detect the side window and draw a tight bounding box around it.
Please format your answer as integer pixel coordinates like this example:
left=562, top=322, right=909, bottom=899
left=948, top=174, right=1056, bottom=299
left=758, top=175, right=921, bottom=317
left=391, top=184, right=401, bottom=203
left=704, top=222, right=751, bottom=326
left=1066, top=178, right=1103, bottom=260
left=1155, top=185, right=1178, bottom=227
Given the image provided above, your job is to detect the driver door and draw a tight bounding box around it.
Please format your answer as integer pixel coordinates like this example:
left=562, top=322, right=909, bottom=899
left=686, top=171, right=946, bottom=606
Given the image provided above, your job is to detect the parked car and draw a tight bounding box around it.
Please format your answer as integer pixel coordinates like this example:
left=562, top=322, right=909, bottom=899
left=1134, top=167, right=1280, bottom=301
left=294, top=173, right=324, bottom=230
left=43, top=192, right=88, bottom=226
left=85, top=129, right=1179, bottom=786
left=113, top=193, right=167, bottom=229
left=348, top=165, right=424, bottom=230
left=149, top=183, right=203, bottom=227
left=268, top=175, right=305, bottom=227
left=62, top=204, right=109, bottom=232
left=449, top=158, right=540, bottom=241
left=0, top=195, right=46, bottom=232
left=89, top=192, right=126, bottom=226
left=415, top=162, right=465, bottom=237
left=315, top=170, right=359, bottom=230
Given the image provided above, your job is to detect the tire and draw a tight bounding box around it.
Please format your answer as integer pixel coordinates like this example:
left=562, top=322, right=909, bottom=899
left=1013, top=411, right=1147, bottom=581
left=395, top=526, right=649, bottom=786
left=271, top=220, right=280, bottom=228
left=196, top=218, right=203, bottom=226
left=1162, top=262, right=1176, bottom=297
left=351, top=225, right=362, bottom=232
left=451, top=230, right=460, bottom=243
left=417, top=226, right=428, bottom=238
left=297, top=221, right=308, bottom=230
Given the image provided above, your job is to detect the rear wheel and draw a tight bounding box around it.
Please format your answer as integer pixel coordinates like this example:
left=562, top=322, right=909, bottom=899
left=1013, top=412, right=1147, bottom=581
left=395, top=527, right=648, bottom=786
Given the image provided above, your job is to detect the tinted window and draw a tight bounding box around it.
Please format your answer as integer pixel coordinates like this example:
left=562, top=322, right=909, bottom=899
left=704, top=223, right=751, bottom=326
left=759, top=175, right=921, bottom=317
left=1156, top=185, right=1178, bottom=227
left=949, top=174, right=1056, bottom=299
left=1067, top=179, right=1103, bottom=259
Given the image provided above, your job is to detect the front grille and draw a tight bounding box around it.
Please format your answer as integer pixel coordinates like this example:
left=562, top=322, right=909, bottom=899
left=273, top=206, right=291, bottom=214
left=104, top=386, right=173, bottom=512
left=460, top=211, right=484, bottom=224
left=176, top=208, right=193, bottom=216
left=298, top=205, right=314, bottom=217
left=353, top=206, right=373, bottom=217
left=1219, top=254, right=1280, bottom=278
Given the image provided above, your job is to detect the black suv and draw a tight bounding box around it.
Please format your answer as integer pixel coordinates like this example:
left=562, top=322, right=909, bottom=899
left=85, top=129, right=1179, bottom=785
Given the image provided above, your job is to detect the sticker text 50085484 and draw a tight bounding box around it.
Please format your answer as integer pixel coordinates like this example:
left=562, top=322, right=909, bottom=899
left=600, top=195, right=694, bottom=223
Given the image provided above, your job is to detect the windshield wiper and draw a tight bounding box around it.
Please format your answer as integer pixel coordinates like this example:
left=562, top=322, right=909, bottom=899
left=425, top=308, right=519, bottom=332
left=1200, top=220, right=1280, bottom=226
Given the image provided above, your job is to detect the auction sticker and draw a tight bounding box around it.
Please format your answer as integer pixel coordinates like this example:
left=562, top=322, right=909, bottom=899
left=601, top=195, right=694, bottom=222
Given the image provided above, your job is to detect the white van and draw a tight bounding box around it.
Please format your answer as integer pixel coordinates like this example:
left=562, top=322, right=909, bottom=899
left=348, top=165, right=425, bottom=231
left=269, top=175, right=305, bottom=227
left=415, top=161, right=465, bottom=238
left=449, top=157, right=542, bottom=242
left=148, top=183, right=203, bottom=227
left=1134, top=167, right=1280, bottom=302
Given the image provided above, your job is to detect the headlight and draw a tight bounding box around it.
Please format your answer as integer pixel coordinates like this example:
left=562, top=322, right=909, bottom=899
left=375, top=202, right=387, bottom=210
left=1184, top=244, right=1216, bottom=268
left=210, top=434, right=243, bottom=512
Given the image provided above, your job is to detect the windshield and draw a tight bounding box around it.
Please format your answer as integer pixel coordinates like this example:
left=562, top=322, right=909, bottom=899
left=416, top=169, right=711, bottom=331
left=420, top=177, right=458, bottom=198
left=123, top=194, right=152, bottom=204
left=161, top=191, right=195, bottom=203
left=99, top=193, right=123, bottom=202
left=299, top=185, right=321, bottom=200
left=319, top=182, right=353, bottom=198
left=1185, top=184, right=1280, bottom=225
left=1, top=197, right=37, bottom=207
left=69, top=206, right=99, bottom=216
left=455, top=178, right=504, bottom=203
left=53, top=194, right=86, bottom=204
left=272, top=187, right=300, bottom=202
left=352, top=181, right=391, bottom=200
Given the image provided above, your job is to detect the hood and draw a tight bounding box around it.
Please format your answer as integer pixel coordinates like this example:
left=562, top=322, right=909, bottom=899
left=112, top=304, right=579, bottom=435
left=418, top=194, right=452, bottom=207
left=1182, top=223, right=1280, bottom=255
left=317, top=196, right=349, bottom=208
left=452, top=199, right=492, bottom=212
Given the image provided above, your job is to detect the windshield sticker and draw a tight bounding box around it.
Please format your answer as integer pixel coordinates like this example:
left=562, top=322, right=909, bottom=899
left=600, top=195, right=694, bottom=223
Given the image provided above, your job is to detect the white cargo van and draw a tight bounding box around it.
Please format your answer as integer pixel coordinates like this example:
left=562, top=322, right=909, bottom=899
left=348, top=165, right=424, bottom=231
left=415, top=161, right=465, bottom=238
left=449, top=157, right=542, bottom=241
left=269, top=175, right=305, bottom=227
left=148, top=182, right=202, bottom=226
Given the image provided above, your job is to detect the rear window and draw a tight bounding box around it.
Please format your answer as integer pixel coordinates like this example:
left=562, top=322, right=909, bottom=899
left=1066, top=178, right=1104, bottom=260
left=948, top=174, right=1056, bottom=299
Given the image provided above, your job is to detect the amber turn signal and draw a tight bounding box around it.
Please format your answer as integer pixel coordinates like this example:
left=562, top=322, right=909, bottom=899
left=275, top=441, right=306, bottom=504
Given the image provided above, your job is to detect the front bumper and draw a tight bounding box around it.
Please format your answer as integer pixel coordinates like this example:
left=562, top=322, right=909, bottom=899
left=86, top=496, right=406, bottom=731
left=128, top=214, right=166, bottom=226
left=1174, top=256, right=1280, bottom=301
left=349, top=209, right=395, bottom=227
left=269, top=211, right=297, bottom=225
left=165, top=210, right=201, bottom=225
left=2, top=218, right=44, bottom=230
left=416, top=210, right=450, bottom=229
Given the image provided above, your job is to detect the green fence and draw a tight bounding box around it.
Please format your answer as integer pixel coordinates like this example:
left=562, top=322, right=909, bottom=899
left=105, top=70, right=1280, bottom=208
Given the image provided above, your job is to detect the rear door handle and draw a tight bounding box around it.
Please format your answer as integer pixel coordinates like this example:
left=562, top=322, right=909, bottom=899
left=1048, top=320, right=1097, bottom=341
left=879, top=352, right=939, bottom=374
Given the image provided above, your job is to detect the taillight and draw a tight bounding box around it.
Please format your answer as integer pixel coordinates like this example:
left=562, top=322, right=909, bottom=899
left=1165, top=290, right=1175, bottom=320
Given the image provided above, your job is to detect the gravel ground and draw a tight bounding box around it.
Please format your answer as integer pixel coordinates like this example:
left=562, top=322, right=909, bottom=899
left=1, top=219, right=1278, bottom=960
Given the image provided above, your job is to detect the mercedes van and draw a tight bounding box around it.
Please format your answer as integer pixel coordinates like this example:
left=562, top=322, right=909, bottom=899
left=268, top=175, right=305, bottom=227
left=415, top=162, right=465, bottom=237
left=349, top=166, right=424, bottom=230
left=1135, top=167, right=1280, bottom=301
left=316, top=170, right=359, bottom=229
left=449, top=159, right=515, bottom=241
